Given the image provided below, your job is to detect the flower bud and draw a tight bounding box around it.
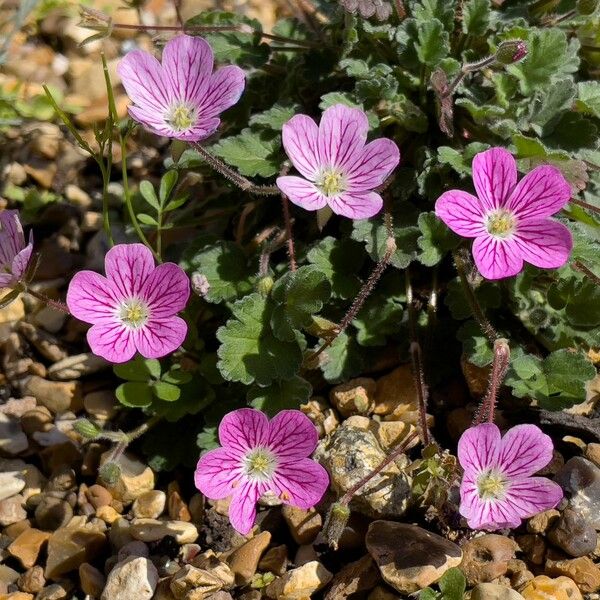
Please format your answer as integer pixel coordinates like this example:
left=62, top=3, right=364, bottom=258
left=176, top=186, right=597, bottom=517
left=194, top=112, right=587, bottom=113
left=323, top=502, right=351, bottom=550
left=577, top=0, right=598, bottom=15
left=257, top=276, right=274, bottom=296
left=73, top=418, right=102, bottom=439
left=98, top=462, right=121, bottom=486
left=191, top=273, right=210, bottom=297
left=495, top=40, right=528, bottom=65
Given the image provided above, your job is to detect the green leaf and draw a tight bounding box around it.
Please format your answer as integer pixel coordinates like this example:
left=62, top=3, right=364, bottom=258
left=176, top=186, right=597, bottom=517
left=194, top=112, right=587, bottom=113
left=185, top=241, right=254, bottom=303
left=438, top=143, right=490, bottom=176
left=417, top=212, right=460, bottom=266
left=162, top=368, right=193, bottom=385
left=418, top=590, right=440, bottom=600
left=462, top=0, right=491, bottom=36
left=306, top=237, right=364, bottom=299
left=159, top=170, right=178, bottom=206
left=115, top=382, right=154, bottom=408
left=271, top=265, right=331, bottom=341
left=319, top=92, right=362, bottom=111
left=382, top=94, right=428, bottom=133
left=413, top=0, right=455, bottom=30
left=319, top=332, right=364, bottom=383
left=211, top=128, right=281, bottom=177
left=217, top=293, right=303, bottom=385
left=153, top=381, right=181, bottom=402
left=576, top=81, right=600, bottom=118
left=114, top=356, right=161, bottom=382
left=247, top=376, right=312, bottom=415
left=527, top=79, right=577, bottom=136
left=438, top=568, right=466, bottom=600
left=137, top=213, right=159, bottom=226
left=415, top=19, right=450, bottom=67
left=445, top=278, right=502, bottom=320
left=249, top=103, right=301, bottom=130
left=139, top=180, right=160, bottom=211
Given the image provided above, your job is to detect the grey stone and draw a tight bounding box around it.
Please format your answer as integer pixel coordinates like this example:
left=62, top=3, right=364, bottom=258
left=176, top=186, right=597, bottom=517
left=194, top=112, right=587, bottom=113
left=0, top=413, right=28, bottom=455
left=48, top=353, right=109, bottom=381
left=555, top=457, right=600, bottom=529
left=548, top=507, right=597, bottom=557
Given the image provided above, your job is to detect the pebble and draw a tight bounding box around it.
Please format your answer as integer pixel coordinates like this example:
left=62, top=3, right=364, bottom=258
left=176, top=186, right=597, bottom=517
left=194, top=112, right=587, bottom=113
left=0, top=470, right=26, bottom=502
left=101, top=452, right=155, bottom=503
left=471, top=583, right=525, bottom=600
left=83, top=391, right=118, bottom=421
left=460, top=533, right=518, bottom=586
left=35, top=583, right=68, bottom=600
left=330, top=378, right=376, bottom=417
left=191, top=550, right=234, bottom=589
left=24, top=377, right=82, bottom=415
left=20, top=407, right=53, bottom=436
left=85, top=485, right=112, bottom=510
left=555, top=457, right=600, bottom=529
left=33, top=307, right=67, bottom=334
left=78, top=563, right=105, bottom=598
left=0, top=398, right=36, bottom=419
left=301, top=399, right=340, bottom=437
left=316, top=421, right=411, bottom=518
left=265, top=561, right=333, bottom=599
left=228, top=531, right=271, bottom=586
left=0, top=415, right=28, bottom=455
left=324, top=554, right=380, bottom=600
left=373, top=364, right=418, bottom=417
left=527, top=510, right=560, bottom=535
left=101, top=556, right=158, bottom=600
left=167, top=484, right=191, bottom=522
left=17, top=324, right=67, bottom=362
left=47, top=353, right=108, bottom=381
left=64, top=184, right=92, bottom=209
left=96, top=505, right=121, bottom=524
left=0, top=593, right=33, bottom=600
left=0, top=496, right=27, bottom=527
left=258, top=545, right=288, bottom=576
left=547, top=508, right=597, bottom=557
left=117, top=541, right=149, bottom=562
left=8, top=528, right=50, bottom=569
left=132, top=490, right=166, bottom=519
left=365, top=521, right=462, bottom=594
left=16, top=566, right=45, bottom=594
left=34, top=497, right=73, bottom=531
left=545, top=554, right=600, bottom=592
left=169, top=565, right=223, bottom=599
left=520, top=575, right=583, bottom=600
left=129, top=519, right=198, bottom=544
left=282, top=505, right=322, bottom=545
left=370, top=420, right=418, bottom=451
left=516, top=534, right=546, bottom=566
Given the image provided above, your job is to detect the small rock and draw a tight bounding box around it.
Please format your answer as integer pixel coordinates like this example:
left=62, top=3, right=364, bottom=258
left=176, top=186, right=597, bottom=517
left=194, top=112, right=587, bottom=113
left=48, top=353, right=108, bottom=381
left=0, top=414, right=28, bottom=455
left=64, top=185, right=91, bottom=209
left=18, top=324, right=67, bottom=363
left=265, top=561, right=333, bottom=599
left=507, top=559, right=534, bottom=590
left=167, top=483, right=191, bottom=522
left=35, top=583, right=67, bottom=600
left=169, top=565, right=223, bottom=599
left=545, top=555, right=600, bottom=592
left=85, top=485, right=112, bottom=510
left=79, top=563, right=105, bottom=598
left=373, top=365, right=417, bottom=417
left=330, top=378, right=376, bottom=417
left=282, top=505, right=322, bottom=545
left=547, top=508, right=597, bottom=557
left=301, top=399, right=339, bottom=437
left=0, top=469, right=26, bottom=502
left=295, top=544, right=318, bottom=566
left=471, top=583, right=525, bottom=600
left=20, top=407, right=53, bottom=436
left=0, top=564, right=20, bottom=590
left=34, top=497, right=73, bottom=531
left=370, top=420, right=418, bottom=451
left=191, top=550, right=235, bottom=589
left=324, top=554, right=380, bottom=600
left=515, top=534, right=546, bottom=566
left=100, top=452, right=155, bottom=503
left=8, top=528, right=50, bottom=569
left=460, top=534, right=519, bottom=586
left=0, top=398, right=36, bottom=419
left=0, top=495, right=26, bottom=526
left=365, top=521, right=462, bottom=594
left=83, top=391, right=118, bottom=421
left=117, top=541, right=149, bottom=562
left=33, top=307, right=67, bottom=334
left=24, top=377, right=82, bottom=415
left=258, top=545, right=288, bottom=576
left=228, top=531, right=271, bottom=586
left=129, top=519, right=198, bottom=544
left=555, top=457, right=600, bottom=529
left=16, top=566, right=45, bottom=594
left=585, top=443, right=600, bottom=468
left=96, top=505, right=121, bottom=524
left=520, top=575, right=583, bottom=600
left=0, top=593, right=33, bottom=600
left=527, top=510, right=560, bottom=535
left=101, top=556, right=158, bottom=600
left=132, top=490, right=166, bottom=519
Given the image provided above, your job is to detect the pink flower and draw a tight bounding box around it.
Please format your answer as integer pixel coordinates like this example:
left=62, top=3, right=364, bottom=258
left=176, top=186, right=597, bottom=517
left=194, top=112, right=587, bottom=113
left=276, top=104, right=400, bottom=219
left=458, top=423, right=563, bottom=530
left=0, top=210, right=33, bottom=288
left=194, top=408, right=329, bottom=535
left=66, top=243, right=190, bottom=363
left=435, top=148, right=573, bottom=280
left=117, top=35, right=245, bottom=142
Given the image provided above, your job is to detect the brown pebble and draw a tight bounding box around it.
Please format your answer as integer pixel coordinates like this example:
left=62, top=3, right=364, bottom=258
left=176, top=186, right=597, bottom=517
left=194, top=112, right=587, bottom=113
left=85, top=485, right=112, bottom=510
left=8, top=528, right=50, bottom=569
left=17, top=566, right=45, bottom=594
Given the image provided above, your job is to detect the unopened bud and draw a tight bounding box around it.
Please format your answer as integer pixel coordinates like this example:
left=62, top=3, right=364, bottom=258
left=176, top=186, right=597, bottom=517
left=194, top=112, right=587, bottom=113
left=257, top=276, right=274, bottom=296
left=323, top=502, right=351, bottom=550
left=495, top=40, right=528, bottom=65
left=98, top=462, right=121, bottom=486
left=577, top=0, right=598, bottom=15
left=73, top=418, right=102, bottom=439
left=191, top=272, right=210, bottom=297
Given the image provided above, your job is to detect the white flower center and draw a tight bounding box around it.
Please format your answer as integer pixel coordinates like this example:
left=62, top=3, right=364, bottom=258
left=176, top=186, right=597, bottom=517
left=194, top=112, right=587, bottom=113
left=317, top=168, right=346, bottom=197
left=118, top=298, right=150, bottom=329
left=165, top=102, right=198, bottom=131
left=243, top=447, right=277, bottom=482
left=477, top=468, right=508, bottom=500
left=486, top=209, right=516, bottom=238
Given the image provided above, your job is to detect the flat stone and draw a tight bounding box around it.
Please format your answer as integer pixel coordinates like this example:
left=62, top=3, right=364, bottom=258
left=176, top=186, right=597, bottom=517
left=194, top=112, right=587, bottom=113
left=47, top=353, right=108, bottom=381
left=35, top=583, right=68, bottom=600
left=8, top=528, right=50, bottom=569
left=520, top=575, right=583, bottom=600
left=471, top=583, right=525, bottom=600
left=365, top=521, right=462, bottom=594
left=191, top=550, right=234, bottom=589
left=373, top=365, right=418, bottom=417
left=265, top=561, right=333, bottom=599
left=17, top=323, right=66, bottom=363
left=0, top=495, right=27, bottom=526
left=0, top=414, right=28, bottom=455
left=282, top=505, right=322, bottom=545
left=33, top=307, right=67, bottom=334
left=0, top=469, right=26, bottom=501
left=83, top=391, right=118, bottom=421
left=258, top=545, right=288, bottom=576
left=24, top=377, right=82, bottom=415
left=0, top=593, right=34, bottom=600
left=527, top=510, right=560, bottom=535
left=547, top=507, right=597, bottom=557
left=228, top=531, right=271, bottom=586
left=555, top=457, right=600, bottom=529
left=132, top=490, right=166, bottom=519
left=129, top=519, right=198, bottom=544
left=101, top=556, right=158, bottom=600
left=169, top=565, right=223, bottom=599
left=100, top=452, right=155, bottom=503
left=330, top=378, right=376, bottom=417
left=324, top=555, right=380, bottom=600
left=460, top=534, right=518, bottom=586
left=78, top=563, right=105, bottom=597
left=16, top=566, right=45, bottom=594
left=545, top=555, right=600, bottom=592
left=0, top=398, right=36, bottom=418
left=85, top=485, right=112, bottom=510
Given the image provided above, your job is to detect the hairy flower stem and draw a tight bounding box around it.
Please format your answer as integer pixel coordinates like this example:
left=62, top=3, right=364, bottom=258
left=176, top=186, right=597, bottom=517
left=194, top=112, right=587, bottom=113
left=570, top=197, right=600, bottom=215
left=443, top=55, right=497, bottom=98
left=24, top=288, right=70, bottom=314
left=474, top=338, right=511, bottom=425
left=192, top=143, right=280, bottom=196
left=573, top=260, right=600, bottom=286
left=452, top=249, right=499, bottom=343
left=393, top=0, right=407, bottom=18
left=281, top=195, right=297, bottom=272
left=405, top=270, right=431, bottom=446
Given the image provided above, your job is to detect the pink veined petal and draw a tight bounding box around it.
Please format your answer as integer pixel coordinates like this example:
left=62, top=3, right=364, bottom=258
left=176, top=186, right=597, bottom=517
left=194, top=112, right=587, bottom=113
left=161, top=35, right=213, bottom=104
left=132, top=316, right=188, bottom=359
left=318, top=104, right=369, bottom=172
left=173, top=116, right=220, bottom=142
left=194, top=447, right=244, bottom=500
left=457, top=423, right=502, bottom=476
left=511, top=219, right=572, bottom=270
left=66, top=271, right=121, bottom=324
left=505, top=165, right=571, bottom=220
left=86, top=322, right=136, bottom=363
left=228, top=480, right=263, bottom=535
left=104, top=243, right=155, bottom=299
left=270, top=458, right=329, bottom=510
left=502, top=476, right=564, bottom=520
left=281, top=115, right=321, bottom=180
left=472, top=235, right=524, bottom=280
left=459, top=481, right=521, bottom=530
left=344, top=138, right=400, bottom=192
left=127, top=106, right=179, bottom=139
left=139, top=262, right=190, bottom=318
left=472, top=148, right=517, bottom=211
left=11, top=235, right=33, bottom=281
left=498, top=424, right=555, bottom=479
left=218, top=408, right=270, bottom=454
left=267, top=410, right=319, bottom=461
left=276, top=176, right=328, bottom=211
left=0, top=210, right=25, bottom=267
left=0, top=273, right=13, bottom=288
left=117, top=50, right=171, bottom=113
left=197, top=65, right=246, bottom=118
left=435, top=190, right=487, bottom=238
left=328, top=191, right=383, bottom=219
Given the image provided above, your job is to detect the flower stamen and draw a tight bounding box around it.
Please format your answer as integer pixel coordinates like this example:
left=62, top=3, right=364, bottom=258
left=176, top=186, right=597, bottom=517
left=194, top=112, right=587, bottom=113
left=317, top=169, right=345, bottom=197
left=243, top=447, right=277, bottom=482
left=118, top=298, right=150, bottom=329
left=486, top=209, right=516, bottom=238
left=165, top=103, right=197, bottom=131
left=477, top=469, right=508, bottom=500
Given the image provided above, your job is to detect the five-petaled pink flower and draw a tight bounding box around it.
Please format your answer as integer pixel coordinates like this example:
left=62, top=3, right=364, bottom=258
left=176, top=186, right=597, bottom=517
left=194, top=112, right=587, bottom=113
left=118, top=35, right=245, bottom=142
left=435, top=148, right=573, bottom=279
left=0, top=210, right=33, bottom=288
left=66, top=243, right=190, bottom=363
left=194, top=408, right=329, bottom=535
left=277, top=104, right=400, bottom=219
left=458, top=423, right=563, bottom=530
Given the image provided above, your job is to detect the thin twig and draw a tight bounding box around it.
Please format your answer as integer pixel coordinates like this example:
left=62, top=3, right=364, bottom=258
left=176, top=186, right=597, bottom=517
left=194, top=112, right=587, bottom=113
left=570, top=197, right=600, bottom=215
left=25, top=288, right=70, bottom=314
left=573, top=260, right=600, bottom=286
